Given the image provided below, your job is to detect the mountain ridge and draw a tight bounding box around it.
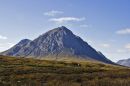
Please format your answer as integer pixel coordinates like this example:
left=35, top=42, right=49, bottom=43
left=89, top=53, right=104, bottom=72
left=0, top=26, right=113, bottom=64
left=117, top=58, right=130, bottom=67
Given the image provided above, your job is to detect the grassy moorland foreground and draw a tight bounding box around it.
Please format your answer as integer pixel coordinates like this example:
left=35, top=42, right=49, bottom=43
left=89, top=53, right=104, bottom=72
left=0, top=55, right=130, bottom=86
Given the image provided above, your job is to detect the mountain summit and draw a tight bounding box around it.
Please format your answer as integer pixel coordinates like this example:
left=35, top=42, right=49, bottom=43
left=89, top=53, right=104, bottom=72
left=1, top=26, right=113, bottom=64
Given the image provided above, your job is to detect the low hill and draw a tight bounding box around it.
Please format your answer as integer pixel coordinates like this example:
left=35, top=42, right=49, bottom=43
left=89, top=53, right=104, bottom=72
left=0, top=55, right=130, bottom=86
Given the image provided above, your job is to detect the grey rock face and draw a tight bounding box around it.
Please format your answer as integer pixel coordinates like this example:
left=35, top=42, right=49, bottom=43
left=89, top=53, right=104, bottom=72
left=0, top=26, right=113, bottom=64
left=117, top=59, right=130, bottom=67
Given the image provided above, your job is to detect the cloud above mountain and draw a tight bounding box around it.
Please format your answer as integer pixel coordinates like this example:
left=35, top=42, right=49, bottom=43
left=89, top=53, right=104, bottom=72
left=49, top=17, right=85, bottom=23
left=116, top=28, right=130, bottom=35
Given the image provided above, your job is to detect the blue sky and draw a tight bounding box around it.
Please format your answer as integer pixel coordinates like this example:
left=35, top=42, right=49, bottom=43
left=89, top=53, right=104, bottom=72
left=0, top=0, right=130, bottom=62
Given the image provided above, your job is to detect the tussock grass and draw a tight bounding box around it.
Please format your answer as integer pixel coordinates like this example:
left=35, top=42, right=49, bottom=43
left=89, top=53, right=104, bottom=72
left=0, top=55, right=130, bottom=86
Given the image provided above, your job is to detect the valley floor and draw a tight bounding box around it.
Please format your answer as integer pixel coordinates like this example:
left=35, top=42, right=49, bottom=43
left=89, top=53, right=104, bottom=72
left=0, top=55, right=130, bottom=86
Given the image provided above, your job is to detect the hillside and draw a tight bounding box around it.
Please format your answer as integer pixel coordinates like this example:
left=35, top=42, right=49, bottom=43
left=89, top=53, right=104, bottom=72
left=0, top=55, right=130, bottom=86
left=117, top=58, right=130, bottom=67
left=1, top=26, right=113, bottom=64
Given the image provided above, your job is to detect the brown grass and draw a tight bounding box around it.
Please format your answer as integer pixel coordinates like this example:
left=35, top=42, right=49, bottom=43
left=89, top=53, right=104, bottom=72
left=0, top=55, right=130, bottom=86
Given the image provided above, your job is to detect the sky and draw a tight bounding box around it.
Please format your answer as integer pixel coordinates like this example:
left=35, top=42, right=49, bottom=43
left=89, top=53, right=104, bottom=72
left=0, top=0, right=130, bottom=62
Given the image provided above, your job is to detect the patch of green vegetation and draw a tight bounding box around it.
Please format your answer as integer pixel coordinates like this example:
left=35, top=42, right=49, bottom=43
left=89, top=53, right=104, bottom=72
left=0, top=55, right=130, bottom=86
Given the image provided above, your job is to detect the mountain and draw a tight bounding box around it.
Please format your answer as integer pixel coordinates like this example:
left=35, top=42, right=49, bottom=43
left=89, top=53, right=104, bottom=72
left=1, top=39, right=31, bottom=56
left=117, top=59, right=130, bottom=67
left=0, top=26, right=113, bottom=64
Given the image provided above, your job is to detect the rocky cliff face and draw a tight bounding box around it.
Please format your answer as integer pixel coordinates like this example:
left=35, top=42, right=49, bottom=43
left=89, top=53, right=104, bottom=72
left=1, top=26, right=113, bottom=64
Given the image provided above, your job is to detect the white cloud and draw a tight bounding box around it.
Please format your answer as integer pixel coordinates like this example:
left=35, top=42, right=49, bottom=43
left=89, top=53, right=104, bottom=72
left=44, top=10, right=63, bottom=16
left=100, top=43, right=110, bottom=48
left=0, top=35, right=7, bottom=40
left=49, top=17, right=85, bottom=23
left=125, top=43, right=130, bottom=49
left=116, top=28, right=130, bottom=35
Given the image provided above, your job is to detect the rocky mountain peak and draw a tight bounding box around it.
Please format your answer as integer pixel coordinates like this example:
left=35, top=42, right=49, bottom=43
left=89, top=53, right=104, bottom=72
left=0, top=26, right=113, bottom=64
left=52, top=26, right=72, bottom=34
left=40, top=26, right=73, bottom=38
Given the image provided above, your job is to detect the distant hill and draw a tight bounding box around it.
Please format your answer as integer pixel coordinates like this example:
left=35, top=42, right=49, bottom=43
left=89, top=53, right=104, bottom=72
left=0, top=26, right=113, bottom=64
left=117, top=58, right=130, bottom=67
